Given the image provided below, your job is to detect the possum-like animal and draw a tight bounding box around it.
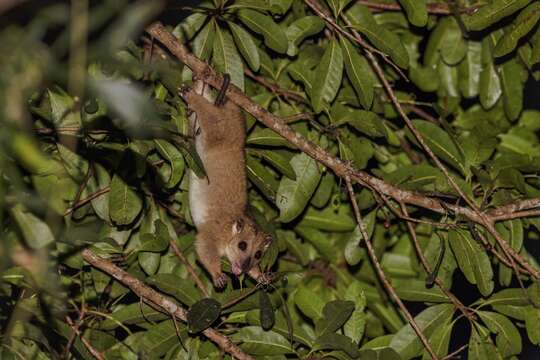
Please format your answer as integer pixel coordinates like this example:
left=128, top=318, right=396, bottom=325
left=180, top=77, right=272, bottom=288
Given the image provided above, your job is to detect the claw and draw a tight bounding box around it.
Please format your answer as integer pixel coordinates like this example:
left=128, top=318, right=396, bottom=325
left=213, top=273, right=228, bottom=288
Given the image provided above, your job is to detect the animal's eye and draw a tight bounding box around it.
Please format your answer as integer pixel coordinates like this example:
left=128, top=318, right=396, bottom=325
left=254, top=250, right=262, bottom=259
left=238, top=241, right=247, bottom=251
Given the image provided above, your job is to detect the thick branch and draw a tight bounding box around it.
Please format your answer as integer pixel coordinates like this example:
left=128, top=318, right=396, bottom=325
left=81, top=249, right=253, bottom=360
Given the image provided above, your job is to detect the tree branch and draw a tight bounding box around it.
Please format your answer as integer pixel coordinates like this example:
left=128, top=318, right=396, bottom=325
left=81, top=249, right=254, bottom=360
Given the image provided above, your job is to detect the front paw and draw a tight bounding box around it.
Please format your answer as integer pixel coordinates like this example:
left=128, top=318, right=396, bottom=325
left=213, top=273, right=228, bottom=288
left=257, top=272, right=273, bottom=286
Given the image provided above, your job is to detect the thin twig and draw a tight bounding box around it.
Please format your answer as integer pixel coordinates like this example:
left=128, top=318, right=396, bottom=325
left=81, top=249, right=254, bottom=360
left=169, top=240, right=210, bottom=297
left=65, top=315, right=105, bottom=360
left=64, top=187, right=110, bottom=216
left=344, top=177, right=440, bottom=360
left=400, top=203, right=475, bottom=321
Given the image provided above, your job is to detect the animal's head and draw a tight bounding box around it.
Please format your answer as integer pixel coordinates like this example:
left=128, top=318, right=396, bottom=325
left=224, top=216, right=273, bottom=276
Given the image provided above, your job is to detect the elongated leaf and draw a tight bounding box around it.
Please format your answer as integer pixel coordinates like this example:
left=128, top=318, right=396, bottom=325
left=10, top=204, right=55, bottom=249
left=154, top=140, right=184, bottom=188
left=339, top=37, right=375, bottom=109
left=247, top=127, right=294, bottom=148
left=230, top=326, right=293, bottom=355
left=449, top=229, right=494, bottom=296
left=311, top=39, right=344, bottom=113
left=494, top=3, right=540, bottom=57
left=294, top=286, right=324, bottom=320
left=298, top=205, right=356, bottom=232
left=346, top=5, right=409, bottom=68
left=228, top=21, right=260, bottom=71
left=192, top=20, right=215, bottom=60
left=276, top=153, right=322, bottom=222
left=478, top=310, right=522, bottom=357
left=394, top=279, right=448, bottom=303
left=315, top=300, right=355, bottom=335
left=459, top=41, right=482, bottom=98
left=389, top=304, right=454, bottom=360
left=314, top=333, right=360, bottom=358
left=238, top=9, right=288, bottom=54
left=213, top=26, right=244, bottom=91
left=464, top=0, right=532, bottom=31
left=286, top=16, right=325, bottom=56
left=344, top=282, right=366, bottom=344
left=398, top=0, right=427, bottom=27
left=500, top=58, right=524, bottom=121
left=246, top=155, right=279, bottom=201
left=109, top=174, right=142, bottom=226
left=409, top=120, right=466, bottom=176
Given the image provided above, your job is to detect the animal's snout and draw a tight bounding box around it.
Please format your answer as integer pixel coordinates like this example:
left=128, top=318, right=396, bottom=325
left=241, top=257, right=252, bottom=273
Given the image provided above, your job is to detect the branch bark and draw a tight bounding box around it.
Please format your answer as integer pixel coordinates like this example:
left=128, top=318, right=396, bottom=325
left=81, top=249, right=254, bottom=360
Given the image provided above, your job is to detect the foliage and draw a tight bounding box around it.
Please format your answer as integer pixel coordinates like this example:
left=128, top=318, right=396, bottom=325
left=1, top=0, right=540, bottom=359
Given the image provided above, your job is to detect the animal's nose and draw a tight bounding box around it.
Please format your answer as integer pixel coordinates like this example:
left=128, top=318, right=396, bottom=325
left=241, top=258, right=252, bottom=273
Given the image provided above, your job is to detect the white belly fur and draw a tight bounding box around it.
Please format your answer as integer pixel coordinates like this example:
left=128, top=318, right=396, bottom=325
left=189, top=117, right=209, bottom=227
left=188, top=80, right=213, bottom=227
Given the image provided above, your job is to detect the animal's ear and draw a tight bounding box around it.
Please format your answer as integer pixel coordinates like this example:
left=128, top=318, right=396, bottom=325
left=232, top=218, right=244, bottom=234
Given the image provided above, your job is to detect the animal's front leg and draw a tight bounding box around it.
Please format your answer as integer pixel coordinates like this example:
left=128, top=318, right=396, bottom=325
left=195, top=232, right=228, bottom=288
left=248, top=265, right=272, bottom=285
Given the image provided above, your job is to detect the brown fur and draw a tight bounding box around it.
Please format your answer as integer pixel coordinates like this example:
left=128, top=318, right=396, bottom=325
left=181, top=84, right=272, bottom=288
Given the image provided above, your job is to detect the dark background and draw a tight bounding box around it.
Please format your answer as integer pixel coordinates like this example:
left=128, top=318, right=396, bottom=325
left=1, top=1, right=539, bottom=359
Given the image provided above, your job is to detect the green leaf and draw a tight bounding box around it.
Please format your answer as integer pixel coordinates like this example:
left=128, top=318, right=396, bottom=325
left=259, top=290, right=275, bottom=330
left=192, top=20, right=215, bottom=60
left=298, top=205, right=356, bottom=232
left=409, top=120, right=466, bottom=176
left=464, top=0, right=533, bottom=31
left=333, top=106, right=386, bottom=138
left=238, top=9, right=288, bottom=54
left=10, top=204, right=55, bottom=249
left=231, top=326, right=293, bottom=355
left=449, top=229, right=494, bottom=296
left=247, top=127, right=294, bottom=148
left=339, top=37, right=375, bottom=109
left=142, top=320, right=186, bottom=358
left=500, top=58, right=524, bottom=121
left=252, top=149, right=296, bottom=180
left=389, top=303, right=454, bottom=360
left=397, top=0, right=428, bottom=27
left=525, top=306, right=540, bottom=345
left=478, top=310, right=522, bottom=357
left=270, top=0, right=294, bottom=14
left=314, top=333, right=360, bottom=358
left=100, top=303, right=168, bottom=329
left=294, top=286, right=324, bottom=320
left=147, top=274, right=201, bottom=307
left=57, top=143, right=89, bottom=182
left=393, top=279, right=449, bottom=303
left=315, top=300, right=355, bottom=335
left=109, top=174, right=142, bottom=226
left=276, top=153, right=322, bottom=223
left=311, top=39, right=344, bottom=113
left=422, top=320, right=453, bottom=359
left=344, top=282, right=366, bottom=344
left=213, top=25, right=244, bottom=91
left=246, top=155, right=279, bottom=201
left=346, top=5, right=409, bottom=69
left=154, top=140, right=184, bottom=189
left=228, top=21, right=260, bottom=71
left=439, top=18, right=467, bottom=65
left=479, top=58, right=502, bottom=110
left=459, top=41, right=482, bottom=98
left=139, top=220, right=169, bottom=252
left=187, top=298, right=221, bottom=333
left=286, top=16, right=325, bottom=56
left=494, top=3, right=540, bottom=57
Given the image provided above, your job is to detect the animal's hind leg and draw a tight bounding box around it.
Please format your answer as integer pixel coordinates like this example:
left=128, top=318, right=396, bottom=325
left=214, top=74, right=231, bottom=107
